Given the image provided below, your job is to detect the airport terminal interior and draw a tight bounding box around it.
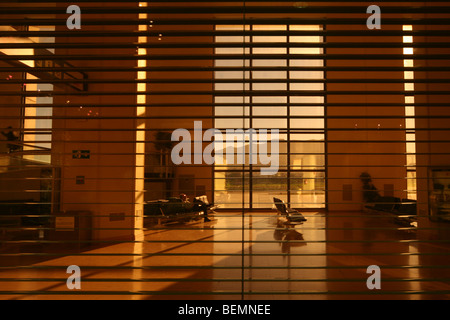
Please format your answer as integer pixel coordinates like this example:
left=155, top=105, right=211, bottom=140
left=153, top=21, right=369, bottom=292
left=0, top=1, right=449, bottom=299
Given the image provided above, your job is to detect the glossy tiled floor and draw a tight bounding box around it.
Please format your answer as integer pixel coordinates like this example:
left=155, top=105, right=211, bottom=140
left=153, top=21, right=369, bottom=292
left=0, top=211, right=449, bottom=300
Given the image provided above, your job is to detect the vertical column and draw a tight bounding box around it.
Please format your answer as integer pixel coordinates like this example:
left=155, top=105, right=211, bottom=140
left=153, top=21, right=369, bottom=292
left=134, top=2, right=148, bottom=241
left=52, top=3, right=140, bottom=242
left=326, top=24, right=407, bottom=211
left=403, top=25, right=417, bottom=201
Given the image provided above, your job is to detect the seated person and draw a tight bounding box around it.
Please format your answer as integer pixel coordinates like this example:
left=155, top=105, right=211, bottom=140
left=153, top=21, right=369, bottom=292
left=359, top=172, right=416, bottom=214
left=179, top=193, right=189, bottom=203
left=1, top=126, right=21, bottom=153
left=360, top=172, right=383, bottom=203
left=180, top=193, right=211, bottom=222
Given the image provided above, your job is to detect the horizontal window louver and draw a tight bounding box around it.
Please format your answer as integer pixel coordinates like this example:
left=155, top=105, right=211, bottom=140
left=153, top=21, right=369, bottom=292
left=0, top=1, right=449, bottom=301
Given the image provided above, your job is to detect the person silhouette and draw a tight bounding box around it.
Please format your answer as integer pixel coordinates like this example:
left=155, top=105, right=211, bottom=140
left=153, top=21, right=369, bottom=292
left=1, top=126, right=20, bottom=153
left=360, top=172, right=382, bottom=203
left=179, top=193, right=211, bottom=222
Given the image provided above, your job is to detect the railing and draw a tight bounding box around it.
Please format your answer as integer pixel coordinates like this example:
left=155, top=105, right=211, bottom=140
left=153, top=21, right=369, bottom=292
left=2, top=140, right=52, bottom=164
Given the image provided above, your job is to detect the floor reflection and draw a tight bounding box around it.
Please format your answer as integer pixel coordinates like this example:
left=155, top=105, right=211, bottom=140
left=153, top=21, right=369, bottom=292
left=273, top=221, right=307, bottom=254
left=0, top=211, right=449, bottom=300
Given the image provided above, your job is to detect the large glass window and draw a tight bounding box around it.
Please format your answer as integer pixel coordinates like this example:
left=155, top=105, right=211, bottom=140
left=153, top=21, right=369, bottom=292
left=23, top=73, right=53, bottom=164
left=0, top=25, right=55, bottom=163
left=214, top=25, right=325, bottom=209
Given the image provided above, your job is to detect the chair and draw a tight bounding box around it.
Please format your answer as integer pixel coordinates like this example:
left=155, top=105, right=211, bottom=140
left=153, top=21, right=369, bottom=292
left=144, top=198, right=204, bottom=226
left=273, top=197, right=307, bottom=224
